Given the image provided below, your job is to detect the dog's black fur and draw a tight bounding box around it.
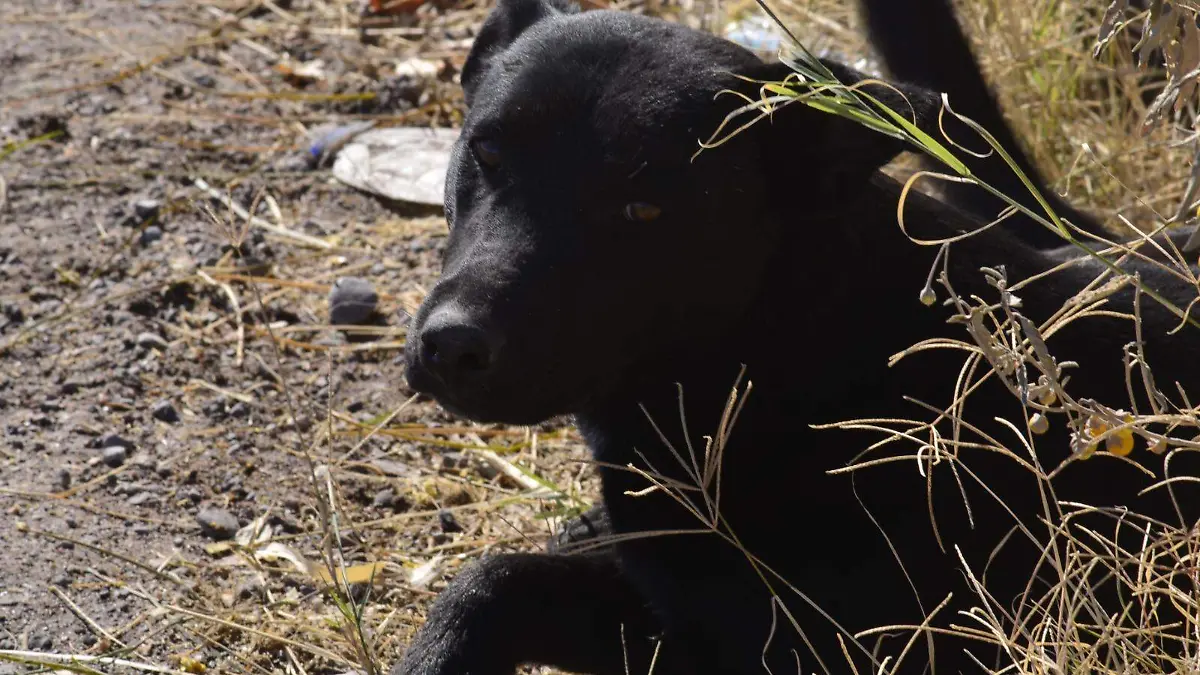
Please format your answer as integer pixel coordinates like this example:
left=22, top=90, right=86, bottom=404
left=394, top=2, right=1200, bottom=674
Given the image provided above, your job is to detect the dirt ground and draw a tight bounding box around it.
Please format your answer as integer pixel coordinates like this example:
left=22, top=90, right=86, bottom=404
left=0, top=1, right=608, bottom=673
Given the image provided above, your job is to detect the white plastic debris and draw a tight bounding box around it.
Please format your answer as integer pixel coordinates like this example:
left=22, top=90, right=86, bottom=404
left=723, top=15, right=784, bottom=56
left=331, top=127, right=460, bottom=206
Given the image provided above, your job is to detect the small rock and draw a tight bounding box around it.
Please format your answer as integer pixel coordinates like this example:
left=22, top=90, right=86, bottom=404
left=441, top=452, right=468, bottom=470
left=372, top=488, right=396, bottom=508
left=328, top=277, right=378, bottom=325
left=29, top=634, right=52, bottom=651
left=139, top=226, right=163, bottom=246
left=51, top=574, right=70, bottom=588
left=39, top=399, right=63, bottom=413
left=135, top=332, right=169, bottom=351
left=133, top=199, right=160, bottom=221
left=97, top=433, right=134, bottom=450
left=229, top=402, right=249, bottom=418
left=101, top=446, right=127, bottom=468
left=151, top=400, right=179, bottom=423
left=196, top=507, right=240, bottom=540
left=218, top=476, right=242, bottom=494
left=133, top=524, right=152, bottom=535
left=439, top=510, right=462, bottom=533
left=127, top=492, right=158, bottom=507
left=54, top=468, right=70, bottom=491
left=2, top=304, right=25, bottom=324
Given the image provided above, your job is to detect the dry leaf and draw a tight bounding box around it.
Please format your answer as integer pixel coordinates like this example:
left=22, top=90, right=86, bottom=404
left=254, top=541, right=314, bottom=575
left=1135, top=2, right=1178, bottom=66
left=394, top=57, right=439, bottom=80
left=204, top=542, right=233, bottom=557
left=276, top=59, right=326, bottom=87
left=235, top=515, right=273, bottom=548
left=1096, top=0, right=1132, bottom=55
left=409, top=554, right=445, bottom=589
left=170, top=655, right=208, bottom=674
left=314, top=561, right=390, bottom=586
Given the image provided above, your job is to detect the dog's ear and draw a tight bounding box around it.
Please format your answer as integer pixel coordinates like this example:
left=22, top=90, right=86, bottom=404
left=743, top=59, right=944, bottom=202
left=461, top=0, right=580, bottom=105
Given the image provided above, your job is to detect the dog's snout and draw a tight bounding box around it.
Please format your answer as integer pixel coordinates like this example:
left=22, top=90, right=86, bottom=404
left=419, top=309, right=496, bottom=384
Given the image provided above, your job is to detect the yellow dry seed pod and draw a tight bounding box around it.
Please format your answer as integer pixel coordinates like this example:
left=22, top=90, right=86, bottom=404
left=1029, top=413, right=1049, bottom=435
left=1109, top=413, right=1136, bottom=456
left=1106, top=429, right=1135, bottom=456
left=1084, top=412, right=1135, bottom=457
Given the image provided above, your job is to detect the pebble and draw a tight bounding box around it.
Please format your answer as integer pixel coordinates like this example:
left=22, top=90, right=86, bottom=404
left=29, top=634, right=52, bottom=651
left=127, top=492, right=158, bottom=507
left=372, top=488, right=396, bottom=508
left=135, top=332, right=169, bottom=351
left=95, top=433, right=133, bottom=450
left=101, top=446, right=127, bottom=467
left=439, top=510, right=462, bottom=533
left=133, top=199, right=160, bottom=221
left=2, top=304, right=25, bottom=324
left=196, top=507, right=240, bottom=540
left=54, top=468, right=70, bottom=491
left=39, top=399, right=63, bottom=413
left=151, top=400, right=179, bottom=423
left=328, top=276, right=378, bottom=325
left=139, top=225, right=163, bottom=246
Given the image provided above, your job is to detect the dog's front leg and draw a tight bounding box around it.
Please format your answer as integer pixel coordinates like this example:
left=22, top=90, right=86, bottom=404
left=392, top=550, right=664, bottom=675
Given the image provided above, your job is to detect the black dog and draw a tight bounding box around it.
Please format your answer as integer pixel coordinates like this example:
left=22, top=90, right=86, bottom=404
left=396, top=1, right=1200, bottom=673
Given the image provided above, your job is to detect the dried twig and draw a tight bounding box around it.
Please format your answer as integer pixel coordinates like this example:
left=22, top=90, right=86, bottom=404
left=193, top=178, right=334, bottom=250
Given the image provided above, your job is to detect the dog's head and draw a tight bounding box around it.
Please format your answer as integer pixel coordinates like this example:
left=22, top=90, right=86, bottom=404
left=405, top=0, right=938, bottom=423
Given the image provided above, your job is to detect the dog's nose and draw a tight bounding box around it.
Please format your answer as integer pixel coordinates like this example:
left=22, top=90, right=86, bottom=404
left=419, top=309, right=495, bottom=383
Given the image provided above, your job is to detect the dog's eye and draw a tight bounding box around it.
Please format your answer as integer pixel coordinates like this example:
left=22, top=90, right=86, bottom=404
left=473, top=138, right=501, bottom=167
left=623, top=202, right=662, bottom=223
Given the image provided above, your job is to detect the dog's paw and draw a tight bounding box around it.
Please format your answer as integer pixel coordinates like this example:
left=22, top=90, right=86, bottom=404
left=391, top=617, right=512, bottom=675
left=391, top=559, right=520, bottom=675
left=547, top=504, right=611, bottom=554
